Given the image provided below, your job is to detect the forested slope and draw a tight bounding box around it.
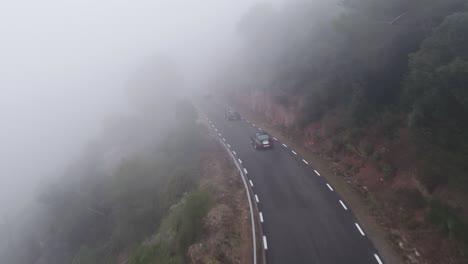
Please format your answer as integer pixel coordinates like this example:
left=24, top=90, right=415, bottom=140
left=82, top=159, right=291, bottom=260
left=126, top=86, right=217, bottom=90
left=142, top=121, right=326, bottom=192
left=216, top=0, right=468, bottom=263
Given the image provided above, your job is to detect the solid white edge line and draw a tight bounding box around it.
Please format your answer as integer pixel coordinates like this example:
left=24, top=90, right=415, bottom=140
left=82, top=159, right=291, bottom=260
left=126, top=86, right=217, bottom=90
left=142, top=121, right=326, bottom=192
left=210, top=127, right=257, bottom=264
left=326, top=183, right=334, bottom=191
left=244, top=168, right=248, bottom=174
left=339, top=200, right=348, bottom=210
left=227, top=144, right=231, bottom=148
left=249, top=180, right=254, bottom=187
left=314, top=170, right=321, bottom=176
left=233, top=151, right=237, bottom=155
left=291, top=150, right=297, bottom=155
left=255, top=194, right=259, bottom=203
left=355, top=223, right=366, bottom=236
left=238, top=159, right=242, bottom=164
left=374, top=253, right=383, bottom=264
left=259, top=212, right=264, bottom=223
left=263, top=236, right=268, bottom=250
left=273, top=137, right=278, bottom=141
left=282, top=144, right=288, bottom=148
left=302, top=159, right=309, bottom=165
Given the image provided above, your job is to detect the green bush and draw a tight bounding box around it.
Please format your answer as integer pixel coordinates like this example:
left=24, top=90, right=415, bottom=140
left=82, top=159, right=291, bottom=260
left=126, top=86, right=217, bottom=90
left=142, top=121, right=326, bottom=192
left=129, top=190, right=212, bottom=264
left=380, top=162, right=395, bottom=180
left=427, top=199, right=468, bottom=244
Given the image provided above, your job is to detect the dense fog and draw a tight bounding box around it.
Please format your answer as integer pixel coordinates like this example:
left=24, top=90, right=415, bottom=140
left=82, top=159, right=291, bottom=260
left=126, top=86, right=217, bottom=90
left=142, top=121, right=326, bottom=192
left=0, top=0, right=284, bottom=215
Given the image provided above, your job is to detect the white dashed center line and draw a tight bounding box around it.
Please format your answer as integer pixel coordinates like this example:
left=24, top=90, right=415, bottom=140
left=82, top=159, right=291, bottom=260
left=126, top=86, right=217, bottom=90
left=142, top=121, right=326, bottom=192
left=218, top=133, right=222, bottom=137
left=282, top=144, right=288, bottom=148
left=259, top=212, right=264, bottom=223
left=246, top=120, right=250, bottom=123
left=243, top=168, right=248, bottom=174
left=222, top=138, right=226, bottom=142
left=259, top=128, right=263, bottom=131
left=232, top=151, right=237, bottom=155
left=273, top=137, right=278, bottom=141
left=238, top=159, right=242, bottom=164
left=211, top=124, right=215, bottom=128
left=326, top=183, right=334, bottom=191
left=255, top=194, right=259, bottom=203
left=302, top=159, right=309, bottom=165
left=263, top=236, right=268, bottom=250
left=215, top=129, right=218, bottom=132
left=291, top=150, right=297, bottom=155
left=355, top=223, right=366, bottom=236
left=374, top=254, right=383, bottom=264
left=252, top=124, right=256, bottom=127
left=314, top=170, right=321, bottom=176
left=227, top=144, right=231, bottom=148
left=339, top=200, right=348, bottom=210
left=249, top=180, right=254, bottom=187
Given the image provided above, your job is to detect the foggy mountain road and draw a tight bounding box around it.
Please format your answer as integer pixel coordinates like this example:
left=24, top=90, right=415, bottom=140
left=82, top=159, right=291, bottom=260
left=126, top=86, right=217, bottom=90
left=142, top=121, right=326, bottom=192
left=201, top=100, right=383, bottom=264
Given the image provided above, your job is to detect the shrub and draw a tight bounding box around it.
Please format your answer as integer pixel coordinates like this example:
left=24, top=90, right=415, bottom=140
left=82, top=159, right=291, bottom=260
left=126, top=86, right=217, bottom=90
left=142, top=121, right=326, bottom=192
left=380, top=162, right=395, bottom=180
left=427, top=199, right=468, bottom=244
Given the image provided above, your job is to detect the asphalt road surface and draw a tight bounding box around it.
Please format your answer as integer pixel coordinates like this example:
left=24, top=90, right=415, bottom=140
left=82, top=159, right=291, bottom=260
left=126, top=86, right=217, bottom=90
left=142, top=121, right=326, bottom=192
left=200, top=99, right=384, bottom=264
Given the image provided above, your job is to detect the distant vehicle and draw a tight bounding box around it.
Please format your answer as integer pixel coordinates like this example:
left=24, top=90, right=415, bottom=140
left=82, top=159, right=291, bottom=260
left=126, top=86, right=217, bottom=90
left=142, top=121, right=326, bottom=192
left=251, top=132, right=274, bottom=149
left=225, top=111, right=241, bottom=121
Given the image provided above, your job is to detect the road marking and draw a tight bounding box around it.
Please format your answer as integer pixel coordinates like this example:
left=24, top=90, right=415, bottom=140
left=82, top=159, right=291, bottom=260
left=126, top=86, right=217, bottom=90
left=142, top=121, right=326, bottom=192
left=258, top=128, right=263, bottom=131
left=233, top=151, right=237, bottom=155
left=302, top=159, right=309, bottom=165
left=374, top=254, right=383, bottom=264
left=215, top=128, right=218, bottom=132
left=326, top=183, right=334, bottom=191
left=246, top=120, right=250, bottom=123
left=211, top=124, right=215, bottom=128
left=314, top=170, right=321, bottom=176
left=355, top=223, right=366, bottom=236
left=218, top=133, right=222, bottom=136
left=209, top=121, right=212, bottom=124
left=238, top=158, right=242, bottom=164
left=291, top=150, right=297, bottom=155
left=244, top=168, right=248, bottom=174
left=273, top=137, right=278, bottom=141
left=252, top=124, right=256, bottom=127
left=227, top=144, right=231, bottom=148
left=255, top=194, right=259, bottom=203
left=249, top=180, right=254, bottom=187
left=259, top=212, right=264, bottom=222
left=339, top=200, right=348, bottom=210
left=263, top=236, right=268, bottom=250
left=222, top=138, right=226, bottom=142
left=282, top=144, right=288, bottom=148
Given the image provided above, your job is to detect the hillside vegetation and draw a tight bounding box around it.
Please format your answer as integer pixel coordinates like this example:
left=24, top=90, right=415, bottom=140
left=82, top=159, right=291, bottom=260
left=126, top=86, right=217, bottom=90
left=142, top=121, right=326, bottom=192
left=217, top=0, right=468, bottom=263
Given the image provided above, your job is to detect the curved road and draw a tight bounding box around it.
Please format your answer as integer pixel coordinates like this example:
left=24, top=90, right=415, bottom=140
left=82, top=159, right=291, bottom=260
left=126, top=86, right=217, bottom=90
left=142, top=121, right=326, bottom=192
left=200, top=100, right=384, bottom=264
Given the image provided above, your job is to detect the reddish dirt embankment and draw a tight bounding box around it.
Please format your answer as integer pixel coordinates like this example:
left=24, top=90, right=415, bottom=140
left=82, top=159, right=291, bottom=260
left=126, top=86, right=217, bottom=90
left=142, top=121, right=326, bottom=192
left=230, top=91, right=466, bottom=264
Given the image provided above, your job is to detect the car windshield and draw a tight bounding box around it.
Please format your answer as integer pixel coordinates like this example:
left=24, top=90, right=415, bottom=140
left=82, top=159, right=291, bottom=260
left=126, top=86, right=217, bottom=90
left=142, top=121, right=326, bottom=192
left=258, top=135, right=269, bottom=141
